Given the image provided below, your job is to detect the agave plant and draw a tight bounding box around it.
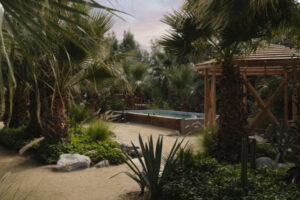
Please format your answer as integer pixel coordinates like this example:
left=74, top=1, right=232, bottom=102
left=125, top=135, right=184, bottom=200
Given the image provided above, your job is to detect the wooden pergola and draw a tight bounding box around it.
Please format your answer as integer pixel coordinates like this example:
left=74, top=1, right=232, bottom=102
left=192, top=44, right=300, bottom=129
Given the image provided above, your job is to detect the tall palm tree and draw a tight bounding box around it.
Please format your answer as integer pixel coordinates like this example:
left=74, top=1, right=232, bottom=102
left=0, top=0, right=117, bottom=128
left=160, top=0, right=299, bottom=162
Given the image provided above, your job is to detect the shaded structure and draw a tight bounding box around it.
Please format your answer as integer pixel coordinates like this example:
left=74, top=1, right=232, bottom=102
left=193, top=44, right=300, bottom=129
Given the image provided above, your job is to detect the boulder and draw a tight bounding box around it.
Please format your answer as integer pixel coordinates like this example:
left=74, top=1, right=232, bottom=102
left=256, top=157, right=273, bottom=169
left=275, top=163, right=288, bottom=169
left=130, top=149, right=143, bottom=158
left=95, top=160, right=110, bottom=168
left=57, top=154, right=91, bottom=172
left=168, top=130, right=180, bottom=136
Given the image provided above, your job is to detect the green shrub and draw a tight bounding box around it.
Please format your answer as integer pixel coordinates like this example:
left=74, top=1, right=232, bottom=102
left=35, top=128, right=124, bottom=165
left=256, top=142, right=277, bottom=158
left=162, top=152, right=300, bottom=200
left=67, top=102, right=91, bottom=124
left=0, top=126, right=35, bottom=151
left=200, top=124, right=218, bottom=152
left=86, top=120, right=113, bottom=141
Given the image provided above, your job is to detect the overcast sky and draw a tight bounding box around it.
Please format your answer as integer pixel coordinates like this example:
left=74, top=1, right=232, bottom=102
left=100, top=0, right=184, bottom=50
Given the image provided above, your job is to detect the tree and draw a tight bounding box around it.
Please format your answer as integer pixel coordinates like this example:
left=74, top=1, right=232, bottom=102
left=160, top=0, right=299, bottom=162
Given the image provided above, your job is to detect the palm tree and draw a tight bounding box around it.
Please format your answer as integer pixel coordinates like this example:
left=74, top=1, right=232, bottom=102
left=160, top=0, right=299, bottom=162
left=0, top=0, right=117, bottom=128
left=4, top=9, right=117, bottom=140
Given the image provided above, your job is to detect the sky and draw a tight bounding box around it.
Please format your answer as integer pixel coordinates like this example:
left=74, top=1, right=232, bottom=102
left=99, top=0, right=184, bottom=51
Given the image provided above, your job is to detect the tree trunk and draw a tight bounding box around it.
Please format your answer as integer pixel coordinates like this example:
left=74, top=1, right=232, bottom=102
left=209, top=65, right=248, bottom=163
left=27, top=85, right=69, bottom=140
left=3, top=83, right=29, bottom=128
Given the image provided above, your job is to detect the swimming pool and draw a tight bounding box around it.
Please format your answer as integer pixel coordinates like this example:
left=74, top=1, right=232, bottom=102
left=115, top=110, right=206, bottom=134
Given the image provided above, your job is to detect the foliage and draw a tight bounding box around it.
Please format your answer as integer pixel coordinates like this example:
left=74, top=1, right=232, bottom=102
left=0, top=126, right=124, bottom=165
left=0, top=126, right=35, bottom=151
left=162, top=151, right=300, bottom=200
left=86, top=120, right=113, bottom=141
left=125, top=135, right=184, bottom=200
left=256, top=142, right=277, bottom=159
left=35, top=126, right=124, bottom=165
left=290, top=119, right=300, bottom=165
left=67, top=102, right=91, bottom=125
left=201, top=124, right=218, bottom=152
left=264, top=122, right=297, bottom=162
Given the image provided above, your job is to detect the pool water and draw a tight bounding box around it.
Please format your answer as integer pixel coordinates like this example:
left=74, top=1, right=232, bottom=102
left=118, top=110, right=205, bottom=119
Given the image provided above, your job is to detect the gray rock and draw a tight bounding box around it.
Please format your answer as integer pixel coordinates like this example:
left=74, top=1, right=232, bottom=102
left=275, top=163, right=288, bottom=169
left=168, top=130, right=180, bottom=136
left=256, top=157, right=273, bottom=169
left=57, top=154, right=91, bottom=172
left=95, top=160, right=110, bottom=168
left=130, top=149, right=143, bottom=158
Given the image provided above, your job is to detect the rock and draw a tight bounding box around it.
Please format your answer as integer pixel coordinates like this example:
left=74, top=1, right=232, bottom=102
left=168, top=130, right=180, bottom=136
left=57, top=154, right=91, bottom=172
left=95, top=160, right=110, bottom=168
left=275, top=163, right=288, bottom=169
left=130, top=149, right=143, bottom=158
left=256, top=157, right=273, bottom=169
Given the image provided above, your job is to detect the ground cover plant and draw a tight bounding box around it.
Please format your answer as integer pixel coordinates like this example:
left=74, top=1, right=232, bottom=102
left=162, top=151, right=300, bottom=200
left=0, top=124, right=125, bottom=165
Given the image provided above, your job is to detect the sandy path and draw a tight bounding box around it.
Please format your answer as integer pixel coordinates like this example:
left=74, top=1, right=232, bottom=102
left=0, top=122, right=201, bottom=200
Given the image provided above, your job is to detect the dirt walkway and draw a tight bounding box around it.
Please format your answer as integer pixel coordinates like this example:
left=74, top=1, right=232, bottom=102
left=0, top=122, right=201, bottom=200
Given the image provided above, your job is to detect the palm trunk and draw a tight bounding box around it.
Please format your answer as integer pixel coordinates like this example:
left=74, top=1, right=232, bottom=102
left=3, top=83, right=29, bottom=128
left=209, top=65, right=248, bottom=163
left=27, top=85, right=69, bottom=140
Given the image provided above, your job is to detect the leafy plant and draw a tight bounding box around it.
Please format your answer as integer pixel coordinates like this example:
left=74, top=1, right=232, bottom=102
left=125, top=135, right=184, bottom=200
left=67, top=102, right=91, bottom=125
left=264, top=122, right=297, bottom=162
left=200, top=124, right=218, bottom=153
left=162, top=152, right=300, bottom=200
left=86, top=120, right=113, bottom=141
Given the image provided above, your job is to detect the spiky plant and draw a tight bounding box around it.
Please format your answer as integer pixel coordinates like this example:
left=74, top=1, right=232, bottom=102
left=125, top=135, right=184, bottom=200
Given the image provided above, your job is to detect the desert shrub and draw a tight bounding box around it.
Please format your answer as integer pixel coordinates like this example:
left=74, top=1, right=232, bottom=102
left=35, top=127, right=124, bottom=165
left=256, top=143, right=277, bottom=158
left=86, top=120, right=113, bottom=141
left=200, top=124, right=218, bottom=152
left=67, top=102, right=91, bottom=124
left=0, top=126, right=35, bottom=151
left=162, top=152, right=300, bottom=200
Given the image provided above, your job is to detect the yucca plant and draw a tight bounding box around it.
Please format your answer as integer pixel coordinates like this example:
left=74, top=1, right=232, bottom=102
left=125, top=135, right=184, bottom=200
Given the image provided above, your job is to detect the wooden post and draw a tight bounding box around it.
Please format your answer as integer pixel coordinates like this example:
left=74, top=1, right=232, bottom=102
left=204, top=69, right=209, bottom=127
left=292, top=66, right=298, bottom=120
left=242, top=73, right=247, bottom=113
left=284, top=72, right=289, bottom=128
left=211, top=69, right=216, bottom=125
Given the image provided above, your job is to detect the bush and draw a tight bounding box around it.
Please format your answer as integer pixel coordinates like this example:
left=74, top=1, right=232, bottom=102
left=162, top=151, right=300, bottom=200
left=200, top=124, right=218, bottom=152
left=67, top=102, right=91, bottom=124
left=0, top=126, right=35, bottom=151
left=35, top=127, right=124, bottom=165
left=256, top=142, right=277, bottom=159
left=0, top=125, right=125, bottom=166
left=86, top=120, right=113, bottom=141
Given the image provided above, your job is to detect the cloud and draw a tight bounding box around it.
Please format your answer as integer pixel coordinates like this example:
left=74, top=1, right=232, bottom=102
left=99, top=0, right=184, bottom=51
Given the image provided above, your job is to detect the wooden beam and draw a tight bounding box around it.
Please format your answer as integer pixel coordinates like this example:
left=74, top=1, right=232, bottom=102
left=242, top=73, right=247, bottom=113
left=204, top=69, right=209, bottom=127
left=247, top=75, right=291, bottom=129
left=292, top=66, right=298, bottom=120
left=284, top=72, right=289, bottom=128
left=242, top=76, right=282, bottom=129
left=211, top=69, right=216, bottom=124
